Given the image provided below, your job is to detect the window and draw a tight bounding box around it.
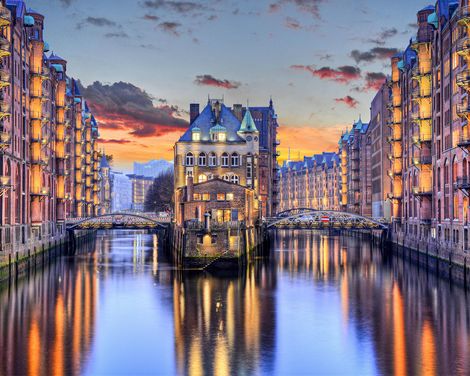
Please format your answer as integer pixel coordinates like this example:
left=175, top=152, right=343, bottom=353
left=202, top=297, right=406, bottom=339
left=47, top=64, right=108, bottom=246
left=198, top=174, right=207, bottom=183
left=226, top=193, right=234, bottom=201
left=221, top=153, right=229, bottom=167
left=223, top=174, right=230, bottom=181
left=193, top=193, right=201, bottom=201
left=231, top=153, right=239, bottom=167
left=198, top=153, right=206, bottom=166
left=185, top=152, right=194, bottom=166
left=230, top=175, right=239, bottom=184
left=209, top=153, right=217, bottom=166
left=202, top=193, right=210, bottom=201
left=217, top=193, right=225, bottom=201
left=219, top=132, right=226, bottom=142
left=192, top=130, right=200, bottom=141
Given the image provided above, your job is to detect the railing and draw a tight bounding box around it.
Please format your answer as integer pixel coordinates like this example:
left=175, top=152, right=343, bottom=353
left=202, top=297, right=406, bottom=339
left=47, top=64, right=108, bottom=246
left=31, top=187, right=50, bottom=197
left=457, top=37, right=470, bottom=55
left=412, top=155, right=432, bottom=166
left=458, top=6, right=470, bottom=21
left=455, top=177, right=470, bottom=190
left=30, top=90, right=48, bottom=100
left=412, top=186, right=432, bottom=196
left=458, top=134, right=470, bottom=147
left=456, top=102, right=470, bottom=117
left=457, top=69, right=470, bottom=87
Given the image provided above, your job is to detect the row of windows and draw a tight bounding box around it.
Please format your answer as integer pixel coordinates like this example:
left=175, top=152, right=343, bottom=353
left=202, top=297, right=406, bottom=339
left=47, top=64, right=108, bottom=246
left=185, top=152, right=248, bottom=167
left=193, top=192, right=235, bottom=201
left=194, top=173, right=240, bottom=184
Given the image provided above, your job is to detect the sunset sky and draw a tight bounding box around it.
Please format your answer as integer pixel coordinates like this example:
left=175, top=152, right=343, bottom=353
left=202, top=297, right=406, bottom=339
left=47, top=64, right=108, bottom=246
left=30, top=0, right=426, bottom=172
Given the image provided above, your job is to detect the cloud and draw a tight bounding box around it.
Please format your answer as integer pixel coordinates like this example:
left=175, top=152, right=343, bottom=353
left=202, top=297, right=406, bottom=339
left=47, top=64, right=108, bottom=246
left=143, top=14, right=160, bottom=21
left=141, top=0, right=209, bottom=14
left=99, top=139, right=133, bottom=145
left=79, top=81, right=188, bottom=138
left=335, top=95, right=358, bottom=108
left=269, top=0, right=326, bottom=18
left=58, top=0, right=74, bottom=6
left=194, top=74, right=241, bottom=89
left=290, top=65, right=361, bottom=84
left=76, top=16, right=117, bottom=29
left=158, top=21, right=182, bottom=36
left=351, top=47, right=400, bottom=63
left=104, top=31, right=129, bottom=38
left=368, top=27, right=398, bottom=45
left=284, top=17, right=302, bottom=30
left=353, top=72, right=387, bottom=92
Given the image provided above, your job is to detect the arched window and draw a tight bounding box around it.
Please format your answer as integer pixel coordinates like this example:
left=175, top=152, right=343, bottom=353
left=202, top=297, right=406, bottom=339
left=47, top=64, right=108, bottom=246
left=444, top=159, right=449, bottom=184
left=437, top=167, right=441, bottom=191
left=221, top=153, right=229, bottom=167
left=230, top=175, right=239, bottom=184
left=463, top=158, right=468, bottom=178
left=207, top=173, right=214, bottom=180
left=185, top=152, right=194, bottom=166
left=452, top=156, right=458, bottom=184
left=223, top=174, right=230, bottom=182
left=209, top=153, right=217, bottom=167
left=198, top=153, right=206, bottom=166
left=231, top=153, right=239, bottom=167
left=198, top=174, right=207, bottom=183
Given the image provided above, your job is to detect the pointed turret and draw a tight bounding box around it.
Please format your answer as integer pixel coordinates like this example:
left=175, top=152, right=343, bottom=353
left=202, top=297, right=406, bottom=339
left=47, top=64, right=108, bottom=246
left=239, top=108, right=258, bottom=133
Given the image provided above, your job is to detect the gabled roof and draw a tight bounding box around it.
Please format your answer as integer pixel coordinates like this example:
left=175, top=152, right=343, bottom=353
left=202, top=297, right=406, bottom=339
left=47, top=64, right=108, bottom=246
left=178, top=102, right=245, bottom=143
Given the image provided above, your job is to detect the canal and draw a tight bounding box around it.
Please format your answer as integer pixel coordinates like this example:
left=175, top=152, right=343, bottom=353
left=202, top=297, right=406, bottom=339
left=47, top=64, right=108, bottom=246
left=1, top=230, right=469, bottom=375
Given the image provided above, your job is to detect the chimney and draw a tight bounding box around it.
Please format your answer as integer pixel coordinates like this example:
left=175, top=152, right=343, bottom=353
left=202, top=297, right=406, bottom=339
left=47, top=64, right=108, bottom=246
left=232, top=104, right=243, bottom=122
left=186, top=175, right=194, bottom=202
left=190, top=103, right=200, bottom=124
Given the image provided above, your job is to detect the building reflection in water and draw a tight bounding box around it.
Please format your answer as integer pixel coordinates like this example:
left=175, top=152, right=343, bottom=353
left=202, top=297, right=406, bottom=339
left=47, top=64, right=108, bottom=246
left=275, top=230, right=470, bottom=375
left=0, top=244, right=98, bottom=376
left=0, top=229, right=469, bottom=375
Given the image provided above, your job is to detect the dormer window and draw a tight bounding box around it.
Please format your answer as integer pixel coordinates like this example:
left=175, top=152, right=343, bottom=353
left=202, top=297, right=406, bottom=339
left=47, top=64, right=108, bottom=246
left=210, top=124, right=227, bottom=142
left=192, top=127, right=201, bottom=141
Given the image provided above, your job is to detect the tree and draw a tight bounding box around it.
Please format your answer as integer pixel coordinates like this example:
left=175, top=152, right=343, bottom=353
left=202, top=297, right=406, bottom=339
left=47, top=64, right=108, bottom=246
left=144, top=170, right=174, bottom=213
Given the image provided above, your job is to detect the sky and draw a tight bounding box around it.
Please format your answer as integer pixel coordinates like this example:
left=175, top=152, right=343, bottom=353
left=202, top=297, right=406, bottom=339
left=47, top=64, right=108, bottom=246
left=29, top=0, right=428, bottom=172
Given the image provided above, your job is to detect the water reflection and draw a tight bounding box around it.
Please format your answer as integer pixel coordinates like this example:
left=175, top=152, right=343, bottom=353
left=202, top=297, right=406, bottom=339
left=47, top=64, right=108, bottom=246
left=0, top=230, right=469, bottom=375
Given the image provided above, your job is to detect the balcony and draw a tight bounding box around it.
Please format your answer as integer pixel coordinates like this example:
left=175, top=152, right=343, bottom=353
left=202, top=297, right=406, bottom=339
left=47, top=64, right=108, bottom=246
left=412, top=155, right=432, bottom=168
left=31, top=187, right=50, bottom=198
left=458, top=6, right=470, bottom=24
left=0, top=38, right=10, bottom=59
left=411, top=59, right=431, bottom=77
left=387, top=134, right=402, bottom=143
left=0, top=7, right=11, bottom=28
left=31, top=156, right=49, bottom=167
left=0, top=101, right=9, bottom=118
left=0, top=129, right=9, bottom=146
left=388, top=153, right=402, bottom=161
left=457, top=102, right=470, bottom=118
left=0, top=67, right=9, bottom=88
left=455, top=177, right=470, bottom=193
left=412, top=186, right=432, bottom=196
left=273, top=139, right=280, bottom=146
left=457, top=134, right=470, bottom=149
left=457, top=69, right=470, bottom=88
left=457, top=37, right=470, bottom=56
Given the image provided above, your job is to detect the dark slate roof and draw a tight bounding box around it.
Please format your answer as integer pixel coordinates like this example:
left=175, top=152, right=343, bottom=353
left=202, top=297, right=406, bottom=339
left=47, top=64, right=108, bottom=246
left=178, top=103, right=245, bottom=143
left=48, top=52, right=65, bottom=61
left=100, top=154, right=110, bottom=168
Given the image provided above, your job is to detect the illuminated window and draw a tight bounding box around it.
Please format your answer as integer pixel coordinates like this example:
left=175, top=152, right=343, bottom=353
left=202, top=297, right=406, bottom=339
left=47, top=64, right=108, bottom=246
left=202, top=193, right=210, bottom=201
left=219, top=132, right=226, bottom=141
left=198, top=153, right=206, bottom=166
left=192, top=129, right=201, bottom=141
left=185, top=152, right=194, bottom=166
left=221, top=153, right=229, bottom=167
left=231, top=153, right=239, bottom=166
left=198, top=174, right=207, bottom=183
left=226, top=193, right=234, bottom=201
left=209, top=152, right=217, bottom=166
left=193, top=193, right=201, bottom=200
left=217, top=193, right=225, bottom=201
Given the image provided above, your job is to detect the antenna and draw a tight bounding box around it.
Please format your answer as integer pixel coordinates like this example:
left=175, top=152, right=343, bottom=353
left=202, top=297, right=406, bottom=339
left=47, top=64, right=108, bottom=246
left=288, top=147, right=291, bottom=161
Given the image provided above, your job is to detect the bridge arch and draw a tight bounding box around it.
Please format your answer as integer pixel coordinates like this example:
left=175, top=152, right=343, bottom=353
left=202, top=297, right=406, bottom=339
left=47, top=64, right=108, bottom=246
left=267, top=208, right=388, bottom=231
left=67, top=212, right=170, bottom=230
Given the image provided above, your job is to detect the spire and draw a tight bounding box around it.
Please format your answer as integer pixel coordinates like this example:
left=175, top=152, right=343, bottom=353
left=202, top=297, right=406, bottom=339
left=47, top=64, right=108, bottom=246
left=269, top=96, right=273, bottom=108
left=239, top=107, right=258, bottom=133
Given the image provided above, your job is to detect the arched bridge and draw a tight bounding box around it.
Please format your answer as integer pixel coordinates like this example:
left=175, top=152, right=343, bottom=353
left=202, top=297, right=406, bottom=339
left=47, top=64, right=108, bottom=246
left=266, top=208, right=389, bottom=231
left=66, top=213, right=171, bottom=231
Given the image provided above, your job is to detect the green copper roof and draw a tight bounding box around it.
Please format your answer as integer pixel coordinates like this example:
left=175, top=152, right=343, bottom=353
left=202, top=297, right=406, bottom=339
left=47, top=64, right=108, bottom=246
left=209, top=124, right=226, bottom=132
left=239, top=109, right=258, bottom=133
left=24, top=16, right=35, bottom=27
left=427, top=12, right=438, bottom=29
left=192, top=126, right=201, bottom=132
left=397, top=60, right=405, bottom=71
